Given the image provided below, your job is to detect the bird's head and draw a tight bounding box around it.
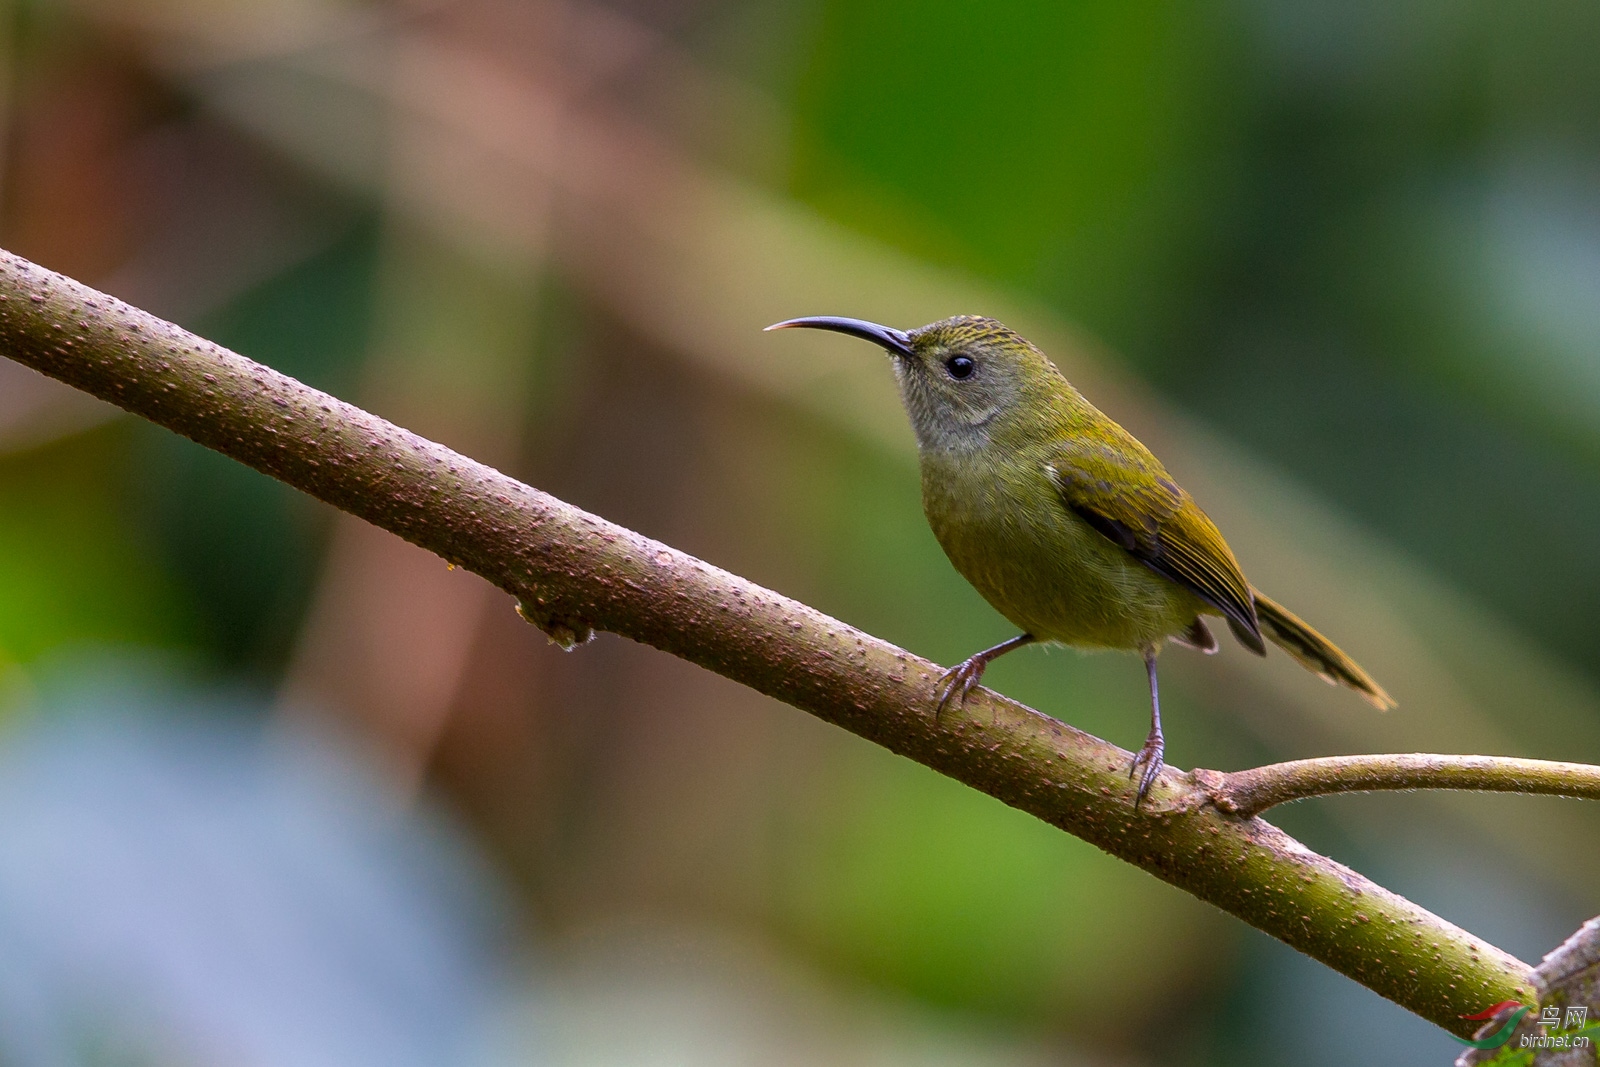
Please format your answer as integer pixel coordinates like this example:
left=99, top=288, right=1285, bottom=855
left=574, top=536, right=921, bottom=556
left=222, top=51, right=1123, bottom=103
left=766, top=314, right=1069, bottom=452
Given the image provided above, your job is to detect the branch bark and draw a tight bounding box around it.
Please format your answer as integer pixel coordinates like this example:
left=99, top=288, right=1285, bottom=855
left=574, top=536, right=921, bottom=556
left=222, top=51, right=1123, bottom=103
left=1198, top=755, right=1600, bottom=818
left=0, top=249, right=1546, bottom=1035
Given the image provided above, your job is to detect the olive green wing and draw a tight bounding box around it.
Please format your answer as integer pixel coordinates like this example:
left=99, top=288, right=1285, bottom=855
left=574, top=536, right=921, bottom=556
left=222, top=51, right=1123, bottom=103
left=1049, top=439, right=1264, bottom=654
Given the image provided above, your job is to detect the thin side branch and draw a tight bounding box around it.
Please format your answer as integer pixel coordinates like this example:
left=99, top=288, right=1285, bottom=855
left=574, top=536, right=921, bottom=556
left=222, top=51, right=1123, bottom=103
left=1198, top=754, right=1600, bottom=818
left=0, top=250, right=1543, bottom=1035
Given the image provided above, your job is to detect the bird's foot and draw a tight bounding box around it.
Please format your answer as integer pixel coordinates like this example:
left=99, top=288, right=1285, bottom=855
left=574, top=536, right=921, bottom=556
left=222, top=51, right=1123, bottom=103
left=933, top=655, right=989, bottom=720
left=1128, top=731, right=1165, bottom=808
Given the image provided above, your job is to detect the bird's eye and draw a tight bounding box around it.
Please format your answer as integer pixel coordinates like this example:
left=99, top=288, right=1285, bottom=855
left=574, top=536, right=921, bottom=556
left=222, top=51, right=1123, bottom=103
left=945, top=355, right=975, bottom=380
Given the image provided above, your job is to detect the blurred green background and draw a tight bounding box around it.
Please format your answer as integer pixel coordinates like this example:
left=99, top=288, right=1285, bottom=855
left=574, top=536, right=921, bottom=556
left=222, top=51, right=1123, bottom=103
left=1, top=0, right=1598, bottom=1063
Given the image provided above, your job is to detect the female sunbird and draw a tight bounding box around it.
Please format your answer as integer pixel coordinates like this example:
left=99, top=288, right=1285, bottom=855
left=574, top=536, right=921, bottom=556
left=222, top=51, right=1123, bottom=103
left=768, top=315, right=1392, bottom=803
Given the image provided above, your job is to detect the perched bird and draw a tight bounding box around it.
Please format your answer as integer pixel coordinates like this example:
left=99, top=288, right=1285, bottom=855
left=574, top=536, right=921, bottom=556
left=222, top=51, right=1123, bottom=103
left=767, top=314, right=1392, bottom=803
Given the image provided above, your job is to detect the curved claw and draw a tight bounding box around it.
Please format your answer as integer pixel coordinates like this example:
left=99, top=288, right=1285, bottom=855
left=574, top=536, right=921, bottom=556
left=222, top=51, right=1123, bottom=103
left=930, top=634, right=1037, bottom=722
left=933, top=655, right=988, bottom=720
left=1129, top=734, right=1165, bottom=807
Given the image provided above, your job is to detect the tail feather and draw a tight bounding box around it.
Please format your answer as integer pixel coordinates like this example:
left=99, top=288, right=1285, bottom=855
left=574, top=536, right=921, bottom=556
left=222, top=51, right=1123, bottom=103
left=1250, top=590, right=1394, bottom=709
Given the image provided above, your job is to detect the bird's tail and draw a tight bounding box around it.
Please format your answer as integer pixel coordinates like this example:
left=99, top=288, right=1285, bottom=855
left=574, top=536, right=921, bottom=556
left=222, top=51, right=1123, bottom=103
left=1251, top=590, right=1394, bottom=709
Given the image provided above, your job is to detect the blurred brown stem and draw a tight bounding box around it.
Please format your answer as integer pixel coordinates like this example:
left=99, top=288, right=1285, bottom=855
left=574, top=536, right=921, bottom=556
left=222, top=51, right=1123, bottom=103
left=0, top=248, right=1559, bottom=1036
left=1196, top=754, right=1600, bottom=817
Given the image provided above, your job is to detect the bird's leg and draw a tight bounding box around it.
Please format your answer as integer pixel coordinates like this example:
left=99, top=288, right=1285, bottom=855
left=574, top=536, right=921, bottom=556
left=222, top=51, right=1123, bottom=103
left=933, top=633, right=1036, bottom=719
left=1129, top=646, right=1165, bottom=806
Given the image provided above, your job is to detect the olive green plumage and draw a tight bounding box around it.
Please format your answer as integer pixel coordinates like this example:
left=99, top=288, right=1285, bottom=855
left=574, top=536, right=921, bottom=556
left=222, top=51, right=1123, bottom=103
left=768, top=313, right=1392, bottom=802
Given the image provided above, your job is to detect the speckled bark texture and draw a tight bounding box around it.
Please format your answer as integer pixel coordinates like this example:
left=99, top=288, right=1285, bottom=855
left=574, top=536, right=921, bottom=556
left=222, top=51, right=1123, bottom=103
left=1199, top=754, right=1600, bottom=817
left=0, top=250, right=1536, bottom=1035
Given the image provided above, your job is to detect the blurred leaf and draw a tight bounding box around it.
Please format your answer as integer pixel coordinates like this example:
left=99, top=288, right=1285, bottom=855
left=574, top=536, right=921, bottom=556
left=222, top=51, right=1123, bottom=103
left=134, top=218, right=378, bottom=671
left=791, top=0, right=1235, bottom=349
left=774, top=742, right=1223, bottom=1026
left=0, top=429, right=190, bottom=664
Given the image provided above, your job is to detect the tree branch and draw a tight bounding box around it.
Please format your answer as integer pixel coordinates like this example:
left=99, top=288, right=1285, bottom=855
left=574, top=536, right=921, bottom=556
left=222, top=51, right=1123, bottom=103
left=0, top=249, right=1547, bottom=1035
left=1196, top=754, right=1600, bottom=818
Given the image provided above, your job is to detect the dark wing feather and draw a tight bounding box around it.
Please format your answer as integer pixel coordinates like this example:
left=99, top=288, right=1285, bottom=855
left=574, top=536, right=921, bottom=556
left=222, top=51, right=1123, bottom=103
left=1051, top=439, right=1264, bottom=654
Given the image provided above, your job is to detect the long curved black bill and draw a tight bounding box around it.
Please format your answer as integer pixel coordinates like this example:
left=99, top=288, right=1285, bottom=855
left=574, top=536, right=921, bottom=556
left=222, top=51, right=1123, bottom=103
left=765, top=316, right=913, bottom=358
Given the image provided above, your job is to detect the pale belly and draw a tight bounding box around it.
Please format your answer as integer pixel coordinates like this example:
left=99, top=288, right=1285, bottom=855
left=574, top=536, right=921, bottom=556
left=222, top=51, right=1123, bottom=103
left=920, top=457, right=1203, bottom=651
